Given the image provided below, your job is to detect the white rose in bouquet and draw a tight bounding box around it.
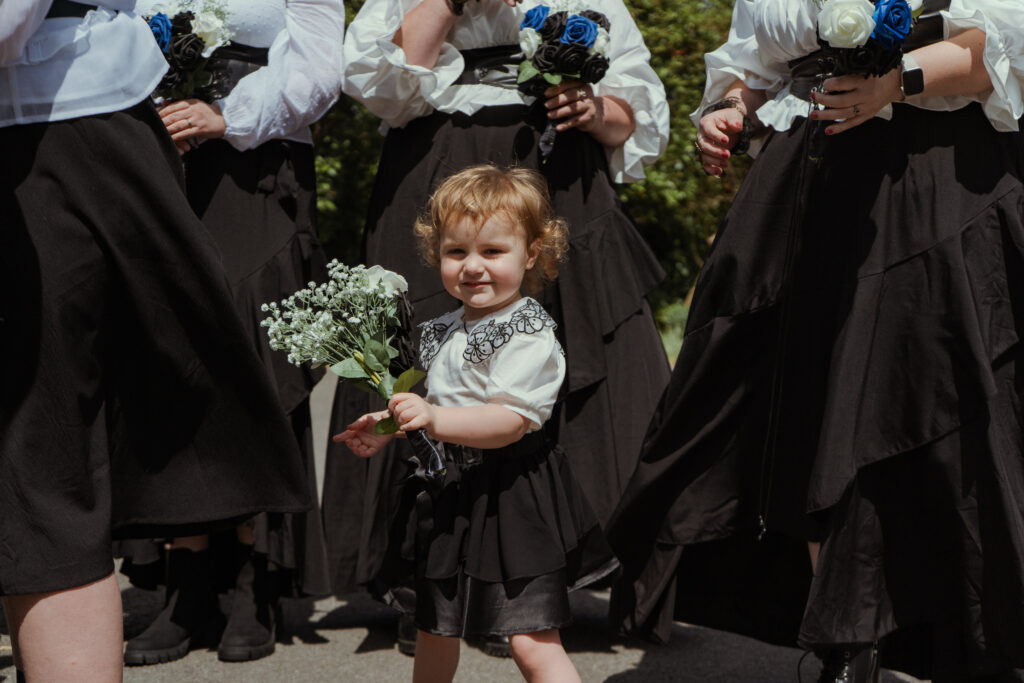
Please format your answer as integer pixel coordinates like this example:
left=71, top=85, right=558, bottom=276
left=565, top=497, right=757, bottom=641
left=519, top=27, right=542, bottom=59
left=364, top=265, right=409, bottom=296
left=192, top=11, right=231, bottom=56
left=817, top=0, right=877, bottom=49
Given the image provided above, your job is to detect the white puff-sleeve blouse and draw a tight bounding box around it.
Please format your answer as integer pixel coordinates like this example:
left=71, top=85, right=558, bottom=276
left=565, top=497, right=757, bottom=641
left=136, top=0, right=345, bottom=151
left=417, top=297, right=565, bottom=432
left=694, top=0, right=1024, bottom=153
left=342, top=0, right=669, bottom=183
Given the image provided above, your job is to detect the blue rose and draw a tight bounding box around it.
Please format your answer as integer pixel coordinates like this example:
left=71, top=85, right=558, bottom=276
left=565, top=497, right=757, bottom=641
left=871, top=0, right=913, bottom=49
left=559, top=14, right=599, bottom=48
left=148, top=12, right=173, bottom=53
left=520, top=6, right=550, bottom=32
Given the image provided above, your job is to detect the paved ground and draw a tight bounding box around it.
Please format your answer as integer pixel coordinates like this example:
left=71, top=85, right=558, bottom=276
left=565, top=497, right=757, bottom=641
left=0, top=377, right=927, bottom=682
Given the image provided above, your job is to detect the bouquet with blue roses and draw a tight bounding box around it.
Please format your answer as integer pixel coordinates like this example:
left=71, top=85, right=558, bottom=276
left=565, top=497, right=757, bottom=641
left=814, top=0, right=919, bottom=76
left=144, top=1, right=235, bottom=101
left=517, top=0, right=611, bottom=156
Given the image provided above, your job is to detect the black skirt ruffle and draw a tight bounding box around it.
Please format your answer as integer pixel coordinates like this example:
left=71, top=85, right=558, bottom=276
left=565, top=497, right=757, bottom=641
left=119, top=139, right=331, bottom=597
left=374, top=434, right=618, bottom=637
left=322, top=102, right=669, bottom=595
left=0, top=104, right=310, bottom=596
left=608, top=103, right=1024, bottom=678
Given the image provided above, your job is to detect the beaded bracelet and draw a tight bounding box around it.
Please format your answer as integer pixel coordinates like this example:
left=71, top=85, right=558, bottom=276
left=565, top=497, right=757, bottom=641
left=700, top=98, right=755, bottom=155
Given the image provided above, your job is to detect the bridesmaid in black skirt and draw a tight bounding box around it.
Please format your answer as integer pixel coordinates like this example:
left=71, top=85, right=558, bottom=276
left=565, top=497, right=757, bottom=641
left=0, top=2, right=310, bottom=680
left=608, top=2, right=1024, bottom=682
left=324, top=0, right=671, bottom=655
left=120, top=0, right=345, bottom=666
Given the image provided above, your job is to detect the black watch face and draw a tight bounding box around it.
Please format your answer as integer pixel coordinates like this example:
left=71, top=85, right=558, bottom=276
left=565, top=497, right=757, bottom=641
left=903, top=68, right=924, bottom=96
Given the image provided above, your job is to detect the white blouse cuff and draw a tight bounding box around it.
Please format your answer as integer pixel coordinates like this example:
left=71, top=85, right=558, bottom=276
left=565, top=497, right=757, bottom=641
left=377, top=38, right=465, bottom=110
left=596, top=74, right=668, bottom=183
left=944, top=8, right=1024, bottom=132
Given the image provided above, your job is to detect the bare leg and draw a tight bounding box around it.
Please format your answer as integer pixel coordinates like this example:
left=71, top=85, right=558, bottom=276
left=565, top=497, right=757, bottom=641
left=170, top=535, right=209, bottom=551
left=509, top=629, right=580, bottom=683
left=2, top=573, right=122, bottom=683
left=808, top=541, right=821, bottom=575
left=413, top=630, right=459, bottom=683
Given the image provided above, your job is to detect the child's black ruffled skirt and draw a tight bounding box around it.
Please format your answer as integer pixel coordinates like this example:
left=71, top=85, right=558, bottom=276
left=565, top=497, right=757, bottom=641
left=375, top=431, right=617, bottom=637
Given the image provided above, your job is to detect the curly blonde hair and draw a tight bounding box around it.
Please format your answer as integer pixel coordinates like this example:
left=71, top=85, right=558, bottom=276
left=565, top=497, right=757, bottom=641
left=414, top=164, right=569, bottom=294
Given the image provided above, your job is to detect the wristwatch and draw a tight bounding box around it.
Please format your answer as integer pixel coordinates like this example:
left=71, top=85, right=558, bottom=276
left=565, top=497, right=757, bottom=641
left=900, top=54, right=924, bottom=98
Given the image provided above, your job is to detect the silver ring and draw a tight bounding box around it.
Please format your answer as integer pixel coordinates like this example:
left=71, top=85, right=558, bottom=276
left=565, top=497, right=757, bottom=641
left=577, top=88, right=587, bottom=100
left=187, top=118, right=194, bottom=128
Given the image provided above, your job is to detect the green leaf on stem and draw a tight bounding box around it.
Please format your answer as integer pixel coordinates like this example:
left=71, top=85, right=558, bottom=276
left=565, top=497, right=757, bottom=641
left=517, top=60, right=539, bottom=84
left=330, top=358, right=369, bottom=380
left=542, top=72, right=562, bottom=85
left=374, top=416, right=399, bottom=435
left=364, top=339, right=391, bottom=373
left=394, top=368, right=427, bottom=394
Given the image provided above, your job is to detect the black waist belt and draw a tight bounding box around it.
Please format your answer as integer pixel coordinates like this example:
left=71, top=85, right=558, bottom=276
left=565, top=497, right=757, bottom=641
left=210, top=44, right=270, bottom=67
left=46, top=0, right=96, bottom=18
left=454, top=44, right=521, bottom=89
left=788, top=14, right=945, bottom=102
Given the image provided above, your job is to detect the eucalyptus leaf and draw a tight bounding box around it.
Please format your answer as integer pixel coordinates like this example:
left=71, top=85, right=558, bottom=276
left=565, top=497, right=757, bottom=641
left=394, top=368, right=427, bottom=395
left=330, top=358, right=370, bottom=380
left=374, top=417, right=399, bottom=435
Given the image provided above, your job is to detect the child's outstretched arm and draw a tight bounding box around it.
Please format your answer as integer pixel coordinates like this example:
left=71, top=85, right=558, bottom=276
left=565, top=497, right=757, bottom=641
left=332, top=409, right=395, bottom=458
left=389, top=393, right=530, bottom=449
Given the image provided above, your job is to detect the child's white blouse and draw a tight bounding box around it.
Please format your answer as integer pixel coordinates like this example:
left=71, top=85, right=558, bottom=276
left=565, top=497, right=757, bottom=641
left=418, top=297, right=565, bottom=432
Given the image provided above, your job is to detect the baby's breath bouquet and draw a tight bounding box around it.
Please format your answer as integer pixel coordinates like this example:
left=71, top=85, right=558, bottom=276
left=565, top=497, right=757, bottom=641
left=262, top=261, right=446, bottom=479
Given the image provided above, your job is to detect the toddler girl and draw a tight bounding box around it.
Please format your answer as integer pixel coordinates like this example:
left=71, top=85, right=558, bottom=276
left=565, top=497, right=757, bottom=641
left=335, top=164, right=616, bottom=683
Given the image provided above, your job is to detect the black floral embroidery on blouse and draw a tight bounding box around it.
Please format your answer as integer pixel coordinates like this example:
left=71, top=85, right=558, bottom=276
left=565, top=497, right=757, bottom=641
left=418, top=319, right=456, bottom=369
left=463, top=299, right=556, bottom=364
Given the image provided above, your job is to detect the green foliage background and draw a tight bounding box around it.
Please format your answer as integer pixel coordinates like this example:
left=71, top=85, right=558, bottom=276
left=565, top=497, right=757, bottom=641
left=313, top=0, right=749, bottom=358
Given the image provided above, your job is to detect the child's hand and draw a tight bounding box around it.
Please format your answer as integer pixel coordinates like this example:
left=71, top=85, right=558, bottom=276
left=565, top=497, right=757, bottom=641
left=388, top=393, right=436, bottom=433
left=332, top=410, right=394, bottom=458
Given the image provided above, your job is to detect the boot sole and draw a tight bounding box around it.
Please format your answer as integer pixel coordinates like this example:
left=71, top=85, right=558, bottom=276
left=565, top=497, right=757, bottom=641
left=124, top=638, right=191, bottom=666
left=480, top=640, right=512, bottom=658
left=218, top=639, right=275, bottom=662
left=397, top=638, right=417, bottom=657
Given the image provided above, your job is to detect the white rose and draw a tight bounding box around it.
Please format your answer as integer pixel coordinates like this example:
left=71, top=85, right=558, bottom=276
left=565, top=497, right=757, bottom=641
left=817, top=0, right=876, bottom=49
left=519, top=27, right=542, bottom=59
left=191, top=12, right=230, bottom=56
left=590, top=27, right=610, bottom=57
left=364, top=265, right=409, bottom=295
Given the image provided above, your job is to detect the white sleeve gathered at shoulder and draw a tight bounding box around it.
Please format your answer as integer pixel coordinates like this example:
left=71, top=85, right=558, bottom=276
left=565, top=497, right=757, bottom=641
left=484, top=329, right=565, bottom=432
left=941, top=0, right=1024, bottom=132
left=217, top=0, right=345, bottom=151
left=0, top=0, right=51, bottom=65
left=689, top=0, right=792, bottom=132
left=590, top=0, right=668, bottom=183
left=342, top=0, right=465, bottom=128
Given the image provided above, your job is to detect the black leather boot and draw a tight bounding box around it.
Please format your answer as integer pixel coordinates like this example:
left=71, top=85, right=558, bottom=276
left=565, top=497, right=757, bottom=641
left=480, top=633, right=512, bottom=658
left=124, top=548, right=222, bottom=666
left=16, top=670, right=26, bottom=683
left=217, top=545, right=277, bottom=662
left=816, top=643, right=881, bottom=683
left=397, top=613, right=417, bottom=657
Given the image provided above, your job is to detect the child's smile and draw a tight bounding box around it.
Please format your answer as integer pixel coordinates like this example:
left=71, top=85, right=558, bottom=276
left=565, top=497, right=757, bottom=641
left=439, top=213, right=540, bottom=320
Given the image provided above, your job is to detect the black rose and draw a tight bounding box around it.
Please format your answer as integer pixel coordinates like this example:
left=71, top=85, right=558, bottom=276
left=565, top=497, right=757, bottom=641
left=579, top=55, right=609, bottom=83
left=532, top=43, right=559, bottom=73
left=579, top=9, right=610, bottom=32
left=518, top=75, right=549, bottom=98
left=553, top=43, right=587, bottom=74
left=169, top=33, right=205, bottom=71
left=170, top=11, right=194, bottom=36
left=539, top=11, right=568, bottom=43
left=156, top=68, right=184, bottom=94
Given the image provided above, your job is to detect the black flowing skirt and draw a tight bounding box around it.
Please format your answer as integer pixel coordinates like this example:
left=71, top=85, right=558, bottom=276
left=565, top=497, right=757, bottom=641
left=373, top=434, right=618, bottom=637
left=0, top=103, right=311, bottom=596
left=322, top=102, right=669, bottom=595
left=118, top=139, right=331, bottom=597
left=608, top=104, right=1024, bottom=679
